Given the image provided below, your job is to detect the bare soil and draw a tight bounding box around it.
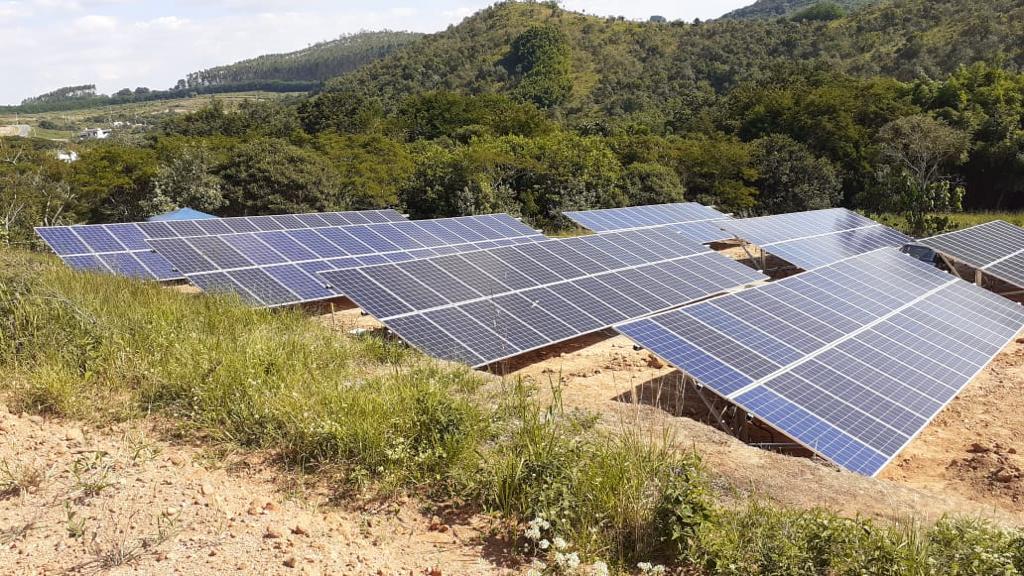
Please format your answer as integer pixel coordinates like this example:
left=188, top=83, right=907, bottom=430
left=0, top=405, right=513, bottom=576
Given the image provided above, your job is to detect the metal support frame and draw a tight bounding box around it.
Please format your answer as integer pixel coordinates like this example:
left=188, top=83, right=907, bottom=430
left=739, top=242, right=760, bottom=270
left=687, top=376, right=732, bottom=433
left=939, top=254, right=967, bottom=281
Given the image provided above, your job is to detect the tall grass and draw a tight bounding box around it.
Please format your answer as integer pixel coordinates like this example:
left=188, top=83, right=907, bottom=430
left=3, top=249, right=1023, bottom=573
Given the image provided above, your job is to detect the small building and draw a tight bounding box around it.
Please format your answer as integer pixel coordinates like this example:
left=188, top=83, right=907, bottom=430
left=78, top=128, right=110, bottom=140
left=147, top=207, right=218, bottom=222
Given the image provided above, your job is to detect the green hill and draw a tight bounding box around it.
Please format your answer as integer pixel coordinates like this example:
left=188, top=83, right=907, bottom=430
left=322, top=0, right=1024, bottom=117
left=183, top=31, right=423, bottom=88
left=721, top=0, right=878, bottom=20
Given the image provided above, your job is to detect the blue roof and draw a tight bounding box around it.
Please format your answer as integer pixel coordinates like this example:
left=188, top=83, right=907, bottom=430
left=147, top=207, right=218, bottom=222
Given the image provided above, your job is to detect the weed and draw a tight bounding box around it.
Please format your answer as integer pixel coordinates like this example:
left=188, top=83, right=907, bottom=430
left=0, top=457, right=49, bottom=498
left=77, top=508, right=181, bottom=574
left=65, top=501, right=86, bottom=539
left=70, top=452, right=116, bottom=503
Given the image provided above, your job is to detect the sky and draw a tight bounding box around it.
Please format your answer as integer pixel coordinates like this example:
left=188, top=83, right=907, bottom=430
left=0, top=0, right=752, bottom=105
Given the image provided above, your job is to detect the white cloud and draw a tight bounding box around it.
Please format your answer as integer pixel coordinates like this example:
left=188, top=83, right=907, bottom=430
left=72, top=13, right=116, bottom=31
left=136, top=15, right=189, bottom=30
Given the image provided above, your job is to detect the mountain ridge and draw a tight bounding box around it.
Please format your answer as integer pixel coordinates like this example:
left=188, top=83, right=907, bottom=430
left=721, top=0, right=879, bottom=20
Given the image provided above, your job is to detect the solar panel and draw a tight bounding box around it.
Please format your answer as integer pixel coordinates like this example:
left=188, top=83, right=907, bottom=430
left=34, top=209, right=408, bottom=281
left=617, top=248, right=1024, bottom=477
left=321, top=228, right=767, bottom=368
left=718, top=208, right=913, bottom=270
left=563, top=202, right=732, bottom=243
left=148, top=214, right=544, bottom=307
left=920, top=220, right=1024, bottom=290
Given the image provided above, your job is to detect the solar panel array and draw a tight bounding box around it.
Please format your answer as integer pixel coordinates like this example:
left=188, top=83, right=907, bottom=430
left=617, top=248, right=1024, bottom=476
left=34, top=209, right=407, bottom=281
left=322, top=228, right=767, bottom=368
left=563, top=202, right=732, bottom=244
left=719, top=208, right=913, bottom=270
left=920, top=220, right=1024, bottom=289
left=148, top=214, right=544, bottom=308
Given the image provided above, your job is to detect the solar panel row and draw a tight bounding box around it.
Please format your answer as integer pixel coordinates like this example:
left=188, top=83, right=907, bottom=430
left=920, top=220, right=1024, bottom=290
left=718, top=208, right=913, bottom=270
left=35, top=209, right=407, bottom=281
left=322, top=228, right=767, bottom=367
left=617, top=248, right=1024, bottom=476
left=148, top=214, right=544, bottom=307
left=563, top=202, right=729, bottom=233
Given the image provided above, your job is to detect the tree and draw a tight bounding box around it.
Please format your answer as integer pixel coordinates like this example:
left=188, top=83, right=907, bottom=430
left=791, top=2, right=846, bottom=22
left=671, top=135, right=758, bottom=214
left=315, top=133, right=413, bottom=209
left=142, top=143, right=226, bottom=217
left=750, top=134, right=841, bottom=214
left=877, top=115, right=970, bottom=196
left=70, top=144, right=158, bottom=222
left=297, top=89, right=384, bottom=134
left=217, top=138, right=343, bottom=215
left=871, top=114, right=970, bottom=235
left=621, top=163, right=685, bottom=205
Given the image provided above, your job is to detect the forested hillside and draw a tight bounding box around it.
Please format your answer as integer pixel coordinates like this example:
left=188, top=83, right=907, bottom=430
left=183, top=31, right=423, bottom=88
left=721, top=0, right=877, bottom=20
left=2, top=0, right=1023, bottom=249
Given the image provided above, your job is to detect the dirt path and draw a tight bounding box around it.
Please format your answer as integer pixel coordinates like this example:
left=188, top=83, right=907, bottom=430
left=0, top=404, right=513, bottom=576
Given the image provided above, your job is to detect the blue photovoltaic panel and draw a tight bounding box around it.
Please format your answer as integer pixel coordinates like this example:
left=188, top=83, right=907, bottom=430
left=322, top=227, right=767, bottom=368
left=149, top=214, right=545, bottom=308
left=617, top=248, right=1024, bottom=477
left=920, top=220, right=1024, bottom=290
left=34, top=209, right=408, bottom=281
left=719, top=208, right=913, bottom=270
left=563, top=202, right=732, bottom=243
left=760, top=226, right=915, bottom=271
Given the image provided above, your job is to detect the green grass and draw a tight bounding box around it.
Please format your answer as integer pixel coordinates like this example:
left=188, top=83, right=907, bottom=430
left=874, top=211, right=1024, bottom=236
left=2, top=248, right=1023, bottom=573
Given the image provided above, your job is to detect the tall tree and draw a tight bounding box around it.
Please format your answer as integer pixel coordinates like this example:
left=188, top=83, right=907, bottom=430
left=750, top=134, right=842, bottom=214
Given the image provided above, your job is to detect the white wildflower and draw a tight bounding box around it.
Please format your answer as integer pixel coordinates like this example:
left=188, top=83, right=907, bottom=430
left=538, top=539, right=550, bottom=550
left=555, top=551, right=581, bottom=570
left=525, top=524, right=542, bottom=541
left=552, top=536, right=568, bottom=551
left=590, top=561, right=610, bottom=576
left=639, top=564, right=667, bottom=576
